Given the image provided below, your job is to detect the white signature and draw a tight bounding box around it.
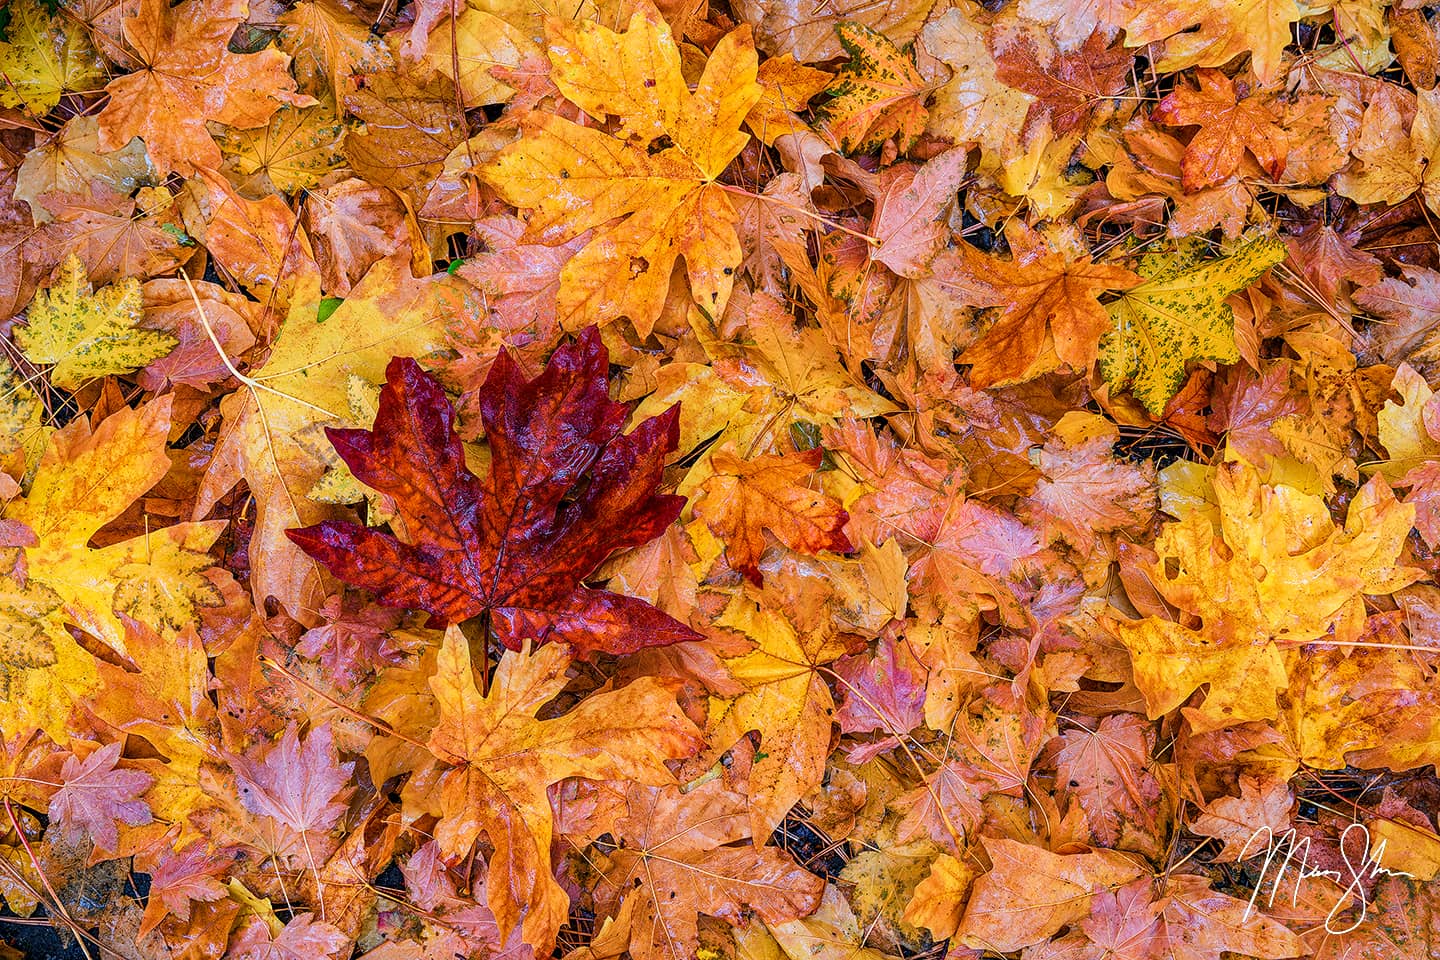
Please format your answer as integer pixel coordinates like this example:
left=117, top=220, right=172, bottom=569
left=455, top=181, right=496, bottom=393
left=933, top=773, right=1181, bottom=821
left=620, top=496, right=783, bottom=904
left=1237, top=822, right=1414, bottom=934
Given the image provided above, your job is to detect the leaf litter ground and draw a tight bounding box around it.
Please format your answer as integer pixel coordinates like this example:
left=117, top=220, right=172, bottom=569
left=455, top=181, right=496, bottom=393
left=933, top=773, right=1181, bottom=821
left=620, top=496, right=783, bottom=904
left=1, top=1, right=1440, bottom=959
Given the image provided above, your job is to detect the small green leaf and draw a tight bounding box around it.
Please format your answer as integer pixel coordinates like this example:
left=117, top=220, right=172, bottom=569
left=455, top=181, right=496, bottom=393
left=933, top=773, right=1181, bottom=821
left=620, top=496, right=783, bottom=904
left=317, top=296, right=345, bottom=323
left=161, top=223, right=196, bottom=246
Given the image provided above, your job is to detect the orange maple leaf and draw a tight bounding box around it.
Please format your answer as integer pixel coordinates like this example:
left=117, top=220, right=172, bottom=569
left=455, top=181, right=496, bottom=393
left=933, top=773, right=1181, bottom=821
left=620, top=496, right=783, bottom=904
left=815, top=21, right=929, bottom=154
left=692, top=448, right=851, bottom=585
left=952, top=224, right=1140, bottom=386
left=1153, top=68, right=1287, bottom=190
left=593, top=779, right=824, bottom=960
left=96, top=0, right=309, bottom=175
left=484, top=3, right=761, bottom=336
left=423, top=628, right=702, bottom=952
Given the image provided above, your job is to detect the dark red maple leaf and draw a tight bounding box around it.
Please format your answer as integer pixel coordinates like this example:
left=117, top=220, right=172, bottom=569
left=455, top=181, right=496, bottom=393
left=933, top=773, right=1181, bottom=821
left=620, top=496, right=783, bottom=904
left=286, top=327, right=701, bottom=657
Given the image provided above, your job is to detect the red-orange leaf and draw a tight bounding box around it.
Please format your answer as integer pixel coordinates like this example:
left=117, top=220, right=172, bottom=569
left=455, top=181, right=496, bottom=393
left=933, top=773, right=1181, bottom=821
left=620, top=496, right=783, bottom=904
left=953, top=224, right=1139, bottom=386
left=1153, top=68, right=1287, bottom=190
left=692, top=448, right=851, bottom=585
left=96, top=0, right=307, bottom=175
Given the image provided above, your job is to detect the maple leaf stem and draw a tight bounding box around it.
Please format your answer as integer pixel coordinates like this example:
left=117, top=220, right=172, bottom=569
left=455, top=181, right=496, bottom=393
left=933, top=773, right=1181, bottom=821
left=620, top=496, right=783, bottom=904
left=0, top=776, right=62, bottom=788
left=177, top=267, right=340, bottom=421
left=1271, top=261, right=1355, bottom=330
left=472, top=611, right=493, bottom=697
left=1286, top=638, right=1440, bottom=654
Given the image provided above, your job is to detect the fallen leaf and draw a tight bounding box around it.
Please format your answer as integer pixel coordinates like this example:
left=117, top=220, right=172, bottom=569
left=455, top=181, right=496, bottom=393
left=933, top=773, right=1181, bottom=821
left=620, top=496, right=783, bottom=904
left=5, top=397, right=224, bottom=668
left=869, top=147, right=968, bottom=277
left=1098, top=233, right=1285, bottom=414
left=956, top=224, right=1140, bottom=386
left=49, top=741, right=153, bottom=851
left=423, top=626, right=702, bottom=950
left=594, top=779, right=824, bottom=960
left=14, top=253, right=175, bottom=390
left=485, top=3, right=761, bottom=335
left=1152, top=68, right=1287, bottom=189
left=288, top=330, right=702, bottom=656
left=96, top=0, right=308, bottom=175
left=227, top=913, right=350, bottom=960
left=1189, top=773, right=1294, bottom=861
left=194, top=259, right=446, bottom=620
left=693, top=448, right=851, bottom=585
left=736, top=0, right=935, bottom=62
left=709, top=593, right=853, bottom=841
left=135, top=841, right=230, bottom=936
left=952, top=836, right=1145, bottom=952
left=213, top=99, right=349, bottom=196
left=815, top=22, right=928, bottom=154
left=1109, top=462, right=1420, bottom=730
left=230, top=723, right=353, bottom=856
left=0, top=0, right=105, bottom=115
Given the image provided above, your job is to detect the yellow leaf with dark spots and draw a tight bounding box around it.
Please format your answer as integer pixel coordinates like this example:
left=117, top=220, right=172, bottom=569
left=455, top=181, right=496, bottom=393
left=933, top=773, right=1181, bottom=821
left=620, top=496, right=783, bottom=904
left=1099, top=232, right=1285, bottom=415
left=15, top=254, right=176, bottom=390
left=815, top=21, right=928, bottom=154
left=0, top=0, right=105, bottom=115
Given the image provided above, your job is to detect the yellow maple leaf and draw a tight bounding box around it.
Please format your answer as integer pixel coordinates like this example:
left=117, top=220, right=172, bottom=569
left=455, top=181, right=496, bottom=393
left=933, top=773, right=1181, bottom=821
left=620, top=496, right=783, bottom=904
left=14, top=254, right=176, bottom=390
left=195, top=260, right=449, bottom=620
left=0, top=0, right=105, bottom=115
left=1377, top=363, right=1440, bottom=480
left=1123, top=0, right=1307, bottom=87
left=1, top=398, right=226, bottom=738
left=213, top=98, right=349, bottom=196
left=633, top=296, right=897, bottom=502
left=708, top=593, right=853, bottom=842
left=15, top=115, right=154, bottom=224
left=484, top=1, right=762, bottom=336
left=918, top=5, right=1034, bottom=174
left=0, top=569, right=96, bottom=742
left=1109, top=461, right=1421, bottom=731
left=1098, top=233, right=1285, bottom=415
left=1279, top=643, right=1440, bottom=772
